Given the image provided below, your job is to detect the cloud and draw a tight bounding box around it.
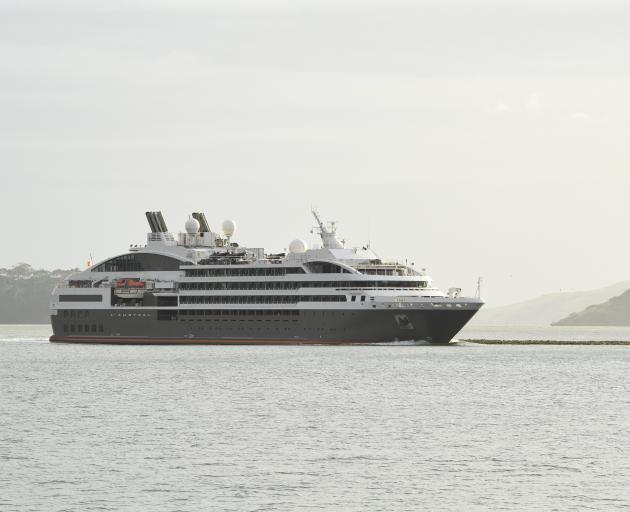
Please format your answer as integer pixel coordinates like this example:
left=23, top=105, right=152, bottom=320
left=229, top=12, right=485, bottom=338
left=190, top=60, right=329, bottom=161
left=491, top=100, right=510, bottom=114
left=525, top=93, right=543, bottom=115
left=570, top=111, right=591, bottom=121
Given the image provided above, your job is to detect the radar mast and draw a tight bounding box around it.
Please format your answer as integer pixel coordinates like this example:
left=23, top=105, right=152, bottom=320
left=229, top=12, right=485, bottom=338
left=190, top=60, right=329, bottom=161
left=311, top=209, right=344, bottom=249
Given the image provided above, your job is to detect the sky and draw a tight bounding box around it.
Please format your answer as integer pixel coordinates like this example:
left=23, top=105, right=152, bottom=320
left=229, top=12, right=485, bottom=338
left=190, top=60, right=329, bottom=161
left=1, top=0, right=629, bottom=306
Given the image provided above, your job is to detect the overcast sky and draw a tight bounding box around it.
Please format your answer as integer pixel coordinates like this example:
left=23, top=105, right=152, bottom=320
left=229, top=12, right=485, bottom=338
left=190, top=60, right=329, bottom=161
left=1, top=0, right=629, bottom=305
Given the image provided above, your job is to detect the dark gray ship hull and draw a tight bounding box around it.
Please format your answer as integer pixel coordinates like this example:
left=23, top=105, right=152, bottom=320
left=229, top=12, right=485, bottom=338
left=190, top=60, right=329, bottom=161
left=50, top=307, right=479, bottom=344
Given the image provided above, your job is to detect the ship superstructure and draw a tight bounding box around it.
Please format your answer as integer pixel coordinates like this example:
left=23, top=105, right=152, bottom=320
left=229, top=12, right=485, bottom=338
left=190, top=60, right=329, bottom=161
left=49, top=211, right=483, bottom=344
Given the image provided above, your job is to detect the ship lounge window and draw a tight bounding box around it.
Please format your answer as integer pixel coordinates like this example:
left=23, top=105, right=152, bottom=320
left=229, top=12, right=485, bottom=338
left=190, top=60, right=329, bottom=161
left=361, top=296, right=366, bottom=302
left=304, top=261, right=348, bottom=274
left=183, top=267, right=305, bottom=277
left=179, top=295, right=347, bottom=304
left=179, top=309, right=300, bottom=317
left=157, top=296, right=178, bottom=307
left=59, top=295, right=102, bottom=302
left=158, top=310, right=178, bottom=321
left=91, top=253, right=182, bottom=272
left=179, top=280, right=426, bottom=290
left=359, top=268, right=409, bottom=276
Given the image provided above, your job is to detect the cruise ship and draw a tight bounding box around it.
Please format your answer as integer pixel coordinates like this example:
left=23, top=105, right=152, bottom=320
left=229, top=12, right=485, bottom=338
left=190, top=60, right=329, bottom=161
left=49, top=211, right=483, bottom=344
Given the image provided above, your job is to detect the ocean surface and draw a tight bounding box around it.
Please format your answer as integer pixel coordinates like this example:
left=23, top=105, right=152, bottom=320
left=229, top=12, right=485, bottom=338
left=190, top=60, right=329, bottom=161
left=2, top=325, right=630, bottom=511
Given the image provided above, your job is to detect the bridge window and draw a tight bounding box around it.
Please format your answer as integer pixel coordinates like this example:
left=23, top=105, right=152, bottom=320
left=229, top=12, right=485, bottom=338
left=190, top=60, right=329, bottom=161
left=304, top=262, right=349, bottom=274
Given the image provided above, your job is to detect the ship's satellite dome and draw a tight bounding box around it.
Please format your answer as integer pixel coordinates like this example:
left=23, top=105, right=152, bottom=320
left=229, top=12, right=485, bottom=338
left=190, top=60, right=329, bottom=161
left=185, top=217, right=200, bottom=234
left=289, top=239, right=308, bottom=254
left=222, top=219, right=236, bottom=237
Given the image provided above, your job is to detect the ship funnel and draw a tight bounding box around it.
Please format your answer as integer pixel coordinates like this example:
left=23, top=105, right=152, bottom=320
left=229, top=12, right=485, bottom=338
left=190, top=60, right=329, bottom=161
left=155, top=211, right=168, bottom=232
left=192, top=212, right=211, bottom=232
left=145, top=211, right=168, bottom=233
left=145, top=211, right=159, bottom=233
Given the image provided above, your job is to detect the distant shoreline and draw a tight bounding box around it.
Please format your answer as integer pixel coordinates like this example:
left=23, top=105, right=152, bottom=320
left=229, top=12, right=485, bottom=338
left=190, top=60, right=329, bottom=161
left=0, top=322, right=49, bottom=325
left=462, top=339, right=630, bottom=345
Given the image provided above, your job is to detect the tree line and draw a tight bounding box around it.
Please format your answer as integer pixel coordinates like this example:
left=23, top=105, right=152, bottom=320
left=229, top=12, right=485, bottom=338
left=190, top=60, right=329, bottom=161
left=0, top=264, right=78, bottom=324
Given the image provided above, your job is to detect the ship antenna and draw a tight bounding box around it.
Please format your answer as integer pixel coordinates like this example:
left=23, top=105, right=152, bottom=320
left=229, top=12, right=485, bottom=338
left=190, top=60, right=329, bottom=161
left=476, top=276, right=483, bottom=299
left=311, top=208, right=325, bottom=234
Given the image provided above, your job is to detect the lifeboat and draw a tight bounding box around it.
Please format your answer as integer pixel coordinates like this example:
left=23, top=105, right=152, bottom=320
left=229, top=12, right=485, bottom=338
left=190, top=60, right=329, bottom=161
left=115, top=278, right=146, bottom=289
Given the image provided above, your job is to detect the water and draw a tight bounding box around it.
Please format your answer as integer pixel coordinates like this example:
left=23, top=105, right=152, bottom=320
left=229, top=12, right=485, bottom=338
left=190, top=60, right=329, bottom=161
left=2, top=325, right=630, bottom=510
left=8, top=323, right=630, bottom=344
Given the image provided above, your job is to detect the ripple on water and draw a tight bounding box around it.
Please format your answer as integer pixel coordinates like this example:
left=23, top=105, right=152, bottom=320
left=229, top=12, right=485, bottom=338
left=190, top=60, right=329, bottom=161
left=1, top=326, right=630, bottom=510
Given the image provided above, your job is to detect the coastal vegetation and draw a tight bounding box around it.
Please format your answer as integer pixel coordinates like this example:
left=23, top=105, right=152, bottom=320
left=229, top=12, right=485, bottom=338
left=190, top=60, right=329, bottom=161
left=0, top=264, right=77, bottom=324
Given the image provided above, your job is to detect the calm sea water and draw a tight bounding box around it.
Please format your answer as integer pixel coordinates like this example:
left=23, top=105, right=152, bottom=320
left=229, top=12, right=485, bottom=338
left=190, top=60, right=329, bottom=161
left=2, top=325, right=630, bottom=511
left=459, top=324, right=630, bottom=342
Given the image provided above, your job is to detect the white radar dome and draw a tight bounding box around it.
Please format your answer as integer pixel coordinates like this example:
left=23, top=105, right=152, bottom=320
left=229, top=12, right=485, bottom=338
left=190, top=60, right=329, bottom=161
left=185, top=217, right=200, bottom=234
left=222, top=219, right=236, bottom=237
left=289, top=239, right=308, bottom=254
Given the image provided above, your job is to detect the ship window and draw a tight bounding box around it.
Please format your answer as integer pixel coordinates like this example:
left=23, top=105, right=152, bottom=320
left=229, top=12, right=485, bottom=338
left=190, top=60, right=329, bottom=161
left=70, top=324, right=75, bottom=332
left=78, top=325, right=83, bottom=332
left=91, top=253, right=182, bottom=272
left=178, top=280, right=426, bottom=291
left=304, top=261, right=346, bottom=274
left=361, top=296, right=366, bottom=302
left=351, top=296, right=356, bottom=302
left=59, top=295, right=102, bottom=302
left=63, top=324, right=68, bottom=332
left=183, top=267, right=305, bottom=277
left=158, top=310, right=178, bottom=321
left=157, top=296, right=178, bottom=307
left=178, top=295, right=347, bottom=305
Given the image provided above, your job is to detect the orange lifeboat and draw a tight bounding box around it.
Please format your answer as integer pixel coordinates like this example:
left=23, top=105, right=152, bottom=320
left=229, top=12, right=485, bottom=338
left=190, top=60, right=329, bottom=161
left=115, top=278, right=146, bottom=289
